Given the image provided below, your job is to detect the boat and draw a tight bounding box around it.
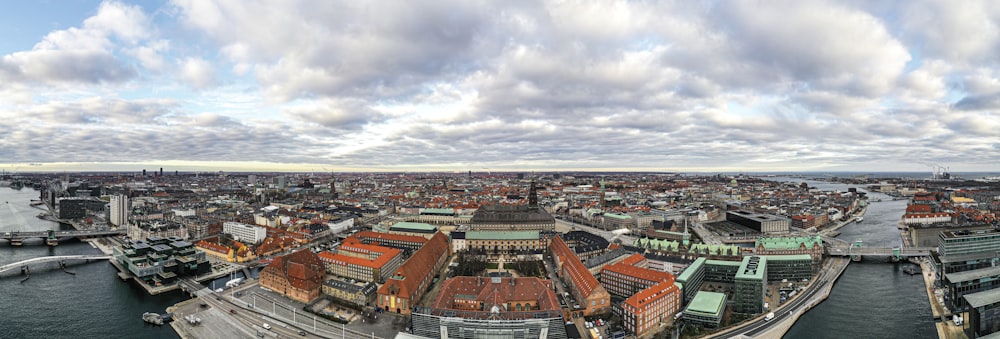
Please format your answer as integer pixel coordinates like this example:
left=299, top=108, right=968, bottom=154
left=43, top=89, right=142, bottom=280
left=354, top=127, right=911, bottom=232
left=142, top=312, right=164, bottom=325
left=10, top=238, right=23, bottom=246
left=903, top=266, right=921, bottom=275
left=46, top=238, right=58, bottom=246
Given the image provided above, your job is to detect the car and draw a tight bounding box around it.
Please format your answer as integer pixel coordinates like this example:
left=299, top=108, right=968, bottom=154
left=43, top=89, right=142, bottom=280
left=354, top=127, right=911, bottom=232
left=230, top=309, right=237, bottom=314
left=298, top=331, right=307, bottom=336
left=263, top=323, right=271, bottom=330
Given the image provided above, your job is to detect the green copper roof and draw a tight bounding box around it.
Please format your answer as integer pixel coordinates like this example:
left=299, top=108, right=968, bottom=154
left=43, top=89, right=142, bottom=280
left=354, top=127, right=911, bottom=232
left=390, top=222, right=438, bottom=231
left=762, top=254, right=813, bottom=262
left=755, top=235, right=823, bottom=251
left=604, top=213, right=632, bottom=220
left=689, top=243, right=740, bottom=256
left=677, top=257, right=706, bottom=283
left=735, top=256, right=766, bottom=281
left=421, top=208, right=455, bottom=215
left=705, top=259, right=742, bottom=267
left=686, top=291, right=727, bottom=316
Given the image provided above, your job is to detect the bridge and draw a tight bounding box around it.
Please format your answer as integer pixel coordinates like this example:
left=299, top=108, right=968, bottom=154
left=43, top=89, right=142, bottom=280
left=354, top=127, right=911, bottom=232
left=827, top=242, right=935, bottom=260
left=1, top=229, right=125, bottom=245
left=0, top=255, right=112, bottom=274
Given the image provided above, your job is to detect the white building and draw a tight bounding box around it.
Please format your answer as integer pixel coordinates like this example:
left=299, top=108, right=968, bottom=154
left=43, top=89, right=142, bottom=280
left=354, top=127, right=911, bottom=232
left=223, top=221, right=267, bottom=244
left=110, top=195, right=129, bottom=227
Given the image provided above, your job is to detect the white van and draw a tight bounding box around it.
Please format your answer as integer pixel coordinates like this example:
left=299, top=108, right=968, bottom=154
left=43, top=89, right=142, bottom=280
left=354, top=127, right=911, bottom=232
left=262, top=323, right=271, bottom=330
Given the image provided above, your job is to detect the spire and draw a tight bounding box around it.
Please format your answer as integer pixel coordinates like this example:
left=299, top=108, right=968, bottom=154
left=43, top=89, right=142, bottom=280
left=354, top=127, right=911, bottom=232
left=528, top=180, right=538, bottom=207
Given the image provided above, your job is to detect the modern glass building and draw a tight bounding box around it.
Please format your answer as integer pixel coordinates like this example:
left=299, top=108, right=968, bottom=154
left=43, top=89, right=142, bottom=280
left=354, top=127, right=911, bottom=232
left=677, top=257, right=706, bottom=304
left=763, top=254, right=813, bottom=282
left=682, top=291, right=727, bottom=329
left=704, top=259, right=740, bottom=283
left=734, top=256, right=767, bottom=314
left=965, top=288, right=1000, bottom=338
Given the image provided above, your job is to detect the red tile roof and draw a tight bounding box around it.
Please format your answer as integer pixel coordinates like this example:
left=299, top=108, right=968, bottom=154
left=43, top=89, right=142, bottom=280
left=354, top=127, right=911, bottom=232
left=378, top=231, right=449, bottom=300
left=431, top=276, right=560, bottom=317
left=262, top=249, right=324, bottom=292
left=623, top=278, right=680, bottom=310
left=551, top=236, right=601, bottom=298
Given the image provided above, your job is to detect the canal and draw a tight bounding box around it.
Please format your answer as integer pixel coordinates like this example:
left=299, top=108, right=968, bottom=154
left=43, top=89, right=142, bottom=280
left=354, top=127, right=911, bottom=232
left=777, top=178, right=937, bottom=339
left=0, top=187, right=185, bottom=338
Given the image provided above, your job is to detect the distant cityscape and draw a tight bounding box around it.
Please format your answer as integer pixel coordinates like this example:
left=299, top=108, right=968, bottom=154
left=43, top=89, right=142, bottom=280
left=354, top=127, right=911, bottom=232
left=2, top=170, right=999, bottom=338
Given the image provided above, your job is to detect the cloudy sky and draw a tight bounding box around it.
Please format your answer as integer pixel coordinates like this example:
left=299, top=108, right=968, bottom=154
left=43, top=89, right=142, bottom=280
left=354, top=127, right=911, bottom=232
left=1, top=0, right=998, bottom=173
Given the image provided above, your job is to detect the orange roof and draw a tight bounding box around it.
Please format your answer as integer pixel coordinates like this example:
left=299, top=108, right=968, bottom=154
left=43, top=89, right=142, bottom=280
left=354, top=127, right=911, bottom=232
left=318, top=244, right=401, bottom=269
left=262, top=249, right=324, bottom=292
left=356, top=230, right=429, bottom=245
left=378, top=232, right=449, bottom=300
left=196, top=240, right=230, bottom=254
left=619, top=253, right=645, bottom=267
left=431, top=276, right=560, bottom=316
left=551, top=236, right=601, bottom=298
left=622, top=277, right=679, bottom=310
left=602, top=261, right=672, bottom=284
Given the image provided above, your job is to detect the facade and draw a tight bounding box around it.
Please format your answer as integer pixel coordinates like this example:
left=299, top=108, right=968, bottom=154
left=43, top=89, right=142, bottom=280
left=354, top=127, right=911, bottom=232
left=734, top=256, right=767, bottom=314
left=469, top=182, right=555, bottom=232
left=377, top=232, right=450, bottom=315
left=223, top=221, right=267, bottom=244
left=704, top=260, right=740, bottom=283
left=677, top=257, right=707, bottom=304
left=355, top=230, right=428, bottom=252
left=764, top=254, right=813, bottom=282
left=602, top=255, right=683, bottom=338
left=937, top=230, right=1000, bottom=281
left=260, top=249, right=326, bottom=303
left=322, top=280, right=378, bottom=308
left=110, top=194, right=129, bottom=227
left=127, top=220, right=189, bottom=242
left=550, top=235, right=611, bottom=317
left=682, top=291, right=726, bottom=329
left=112, top=236, right=210, bottom=285
left=945, top=266, right=1000, bottom=311
left=755, top=235, right=824, bottom=265
left=726, top=211, right=790, bottom=234
left=966, top=288, right=1000, bottom=338
left=411, top=276, right=566, bottom=339
left=386, top=221, right=439, bottom=238
left=452, top=230, right=548, bottom=253
left=317, top=241, right=402, bottom=283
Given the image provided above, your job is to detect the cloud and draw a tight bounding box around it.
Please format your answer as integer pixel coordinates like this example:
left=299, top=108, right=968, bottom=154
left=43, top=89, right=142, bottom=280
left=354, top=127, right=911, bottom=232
left=0, top=1, right=151, bottom=85
left=180, top=57, right=216, bottom=89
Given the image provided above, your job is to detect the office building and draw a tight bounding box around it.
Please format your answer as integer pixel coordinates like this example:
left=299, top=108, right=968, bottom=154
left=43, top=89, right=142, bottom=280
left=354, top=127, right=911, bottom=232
left=111, top=194, right=129, bottom=227
left=965, top=288, right=1000, bottom=338
left=223, top=221, right=267, bottom=244
left=377, top=232, right=450, bottom=315
left=682, top=291, right=727, bottom=329
left=726, top=211, right=790, bottom=234
left=734, top=256, right=767, bottom=314
left=550, top=236, right=610, bottom=317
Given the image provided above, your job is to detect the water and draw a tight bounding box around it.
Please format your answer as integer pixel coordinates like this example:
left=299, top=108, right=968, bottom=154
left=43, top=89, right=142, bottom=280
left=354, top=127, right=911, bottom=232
left=775, top=178, right=937, bottom=338
left=0, top=187, right=186, bottom=338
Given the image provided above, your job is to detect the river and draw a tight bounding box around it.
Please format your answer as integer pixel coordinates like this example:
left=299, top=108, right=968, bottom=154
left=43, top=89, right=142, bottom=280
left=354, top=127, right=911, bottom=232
left=0, top=187, right=185, bottom=339
left=775, top=178, right=937, bottom=339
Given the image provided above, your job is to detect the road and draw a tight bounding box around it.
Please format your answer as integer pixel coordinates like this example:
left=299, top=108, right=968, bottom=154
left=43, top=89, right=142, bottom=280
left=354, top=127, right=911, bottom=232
left=707, top=257, right=850, bottom=338
left=555, top=219, right=637, bottom=245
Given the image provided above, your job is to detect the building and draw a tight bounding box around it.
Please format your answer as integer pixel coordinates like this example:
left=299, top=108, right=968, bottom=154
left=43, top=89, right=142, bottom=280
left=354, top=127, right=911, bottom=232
left=195, top=239, right=255, bottom=263
left=469, top=182, right=555, bottom=232
left=223, top=221, right=267, bottom=244
left=57, top=197, right=105, bottom=219
left=704, top=259, right=740, bottom=283
left=128, top=220, right=189, bottom=240
left=411, top=276, right=567, bottom=339
left=602, top=254, right=682, bottom=337
left=677, top=257, right=707, bottom=304
left=965, top=288, right=1000, bottom=338
left=763, top=254, right=813, bottom=282
left=682, top=291, right=727, bottom=329
left=726, top=211, right=790, bottom=234
left=355, top=230, right=428, bottom=252
left=755, top=235, right=824, bottom=265
left=110, top=194, right=129, bottom=227
left=386, top=221, right=439, bottom=238
left=549, top=235, right=610, bottom=317
left=945, top=266, right=1000, bottom=311
left=322, top=280, right=378, bottom=308
left=260, top=249, right=326, bottom=303
left=452, top=230, right=549, bottom=254
left=734, top=256, right=767, bottom=314
left=112, top=236, right=210, bottom=285
left=317, top=240, right=402, bottom=283
left=378, top=231, right=450, bottom=315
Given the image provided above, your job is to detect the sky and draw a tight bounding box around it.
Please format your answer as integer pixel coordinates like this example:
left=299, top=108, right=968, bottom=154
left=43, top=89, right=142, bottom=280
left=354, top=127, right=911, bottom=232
left=1, top=0, right=999, bottom=174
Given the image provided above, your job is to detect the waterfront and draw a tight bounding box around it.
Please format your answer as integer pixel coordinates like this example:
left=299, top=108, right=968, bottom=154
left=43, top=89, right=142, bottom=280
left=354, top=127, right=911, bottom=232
left=0, top=187, right=184, bottom=339
left=781, top=178, right=937, bottom=339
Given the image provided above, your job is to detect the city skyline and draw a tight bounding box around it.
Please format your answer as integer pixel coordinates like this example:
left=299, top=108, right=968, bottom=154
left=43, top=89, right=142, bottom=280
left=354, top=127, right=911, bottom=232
left=2, top=1, right=1000, bottom=173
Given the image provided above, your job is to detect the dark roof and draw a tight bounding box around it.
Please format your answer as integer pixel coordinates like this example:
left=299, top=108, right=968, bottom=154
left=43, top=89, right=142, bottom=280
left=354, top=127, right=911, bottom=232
left=470, top=204, right=554, bottom=224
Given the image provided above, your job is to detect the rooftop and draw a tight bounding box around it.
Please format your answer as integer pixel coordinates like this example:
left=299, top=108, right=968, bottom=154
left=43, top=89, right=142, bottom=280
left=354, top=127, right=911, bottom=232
left=464, top=230, right=540, bottom=240
left=946, top=265, right=1000, bottom=284
left=686, top=291, right=727, bottom=316
left=964, top=287, right=1000, bottom=308
left=735, top=256, right=766, bottom=280
left=677, top=257, right=706, bottom=283
left=755, top=235, right=823, bottom=251
left=390, top=222, right=438, bottom=232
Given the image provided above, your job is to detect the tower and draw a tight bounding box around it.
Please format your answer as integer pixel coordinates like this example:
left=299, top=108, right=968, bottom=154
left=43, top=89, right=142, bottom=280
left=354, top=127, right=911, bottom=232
left=528, top=180, right=538, bottom=207
left=600, top=178, right=607, bottom=211
left=110, top=194, right=129, bottom=227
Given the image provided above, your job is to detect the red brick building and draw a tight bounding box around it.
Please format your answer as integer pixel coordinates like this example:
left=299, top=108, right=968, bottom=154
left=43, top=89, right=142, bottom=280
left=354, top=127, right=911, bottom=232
left=550, top=236, right=610, bottom=317
left=377, top=231, right=450, bottom=314
left=259, top=249, right=325, bottom=303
